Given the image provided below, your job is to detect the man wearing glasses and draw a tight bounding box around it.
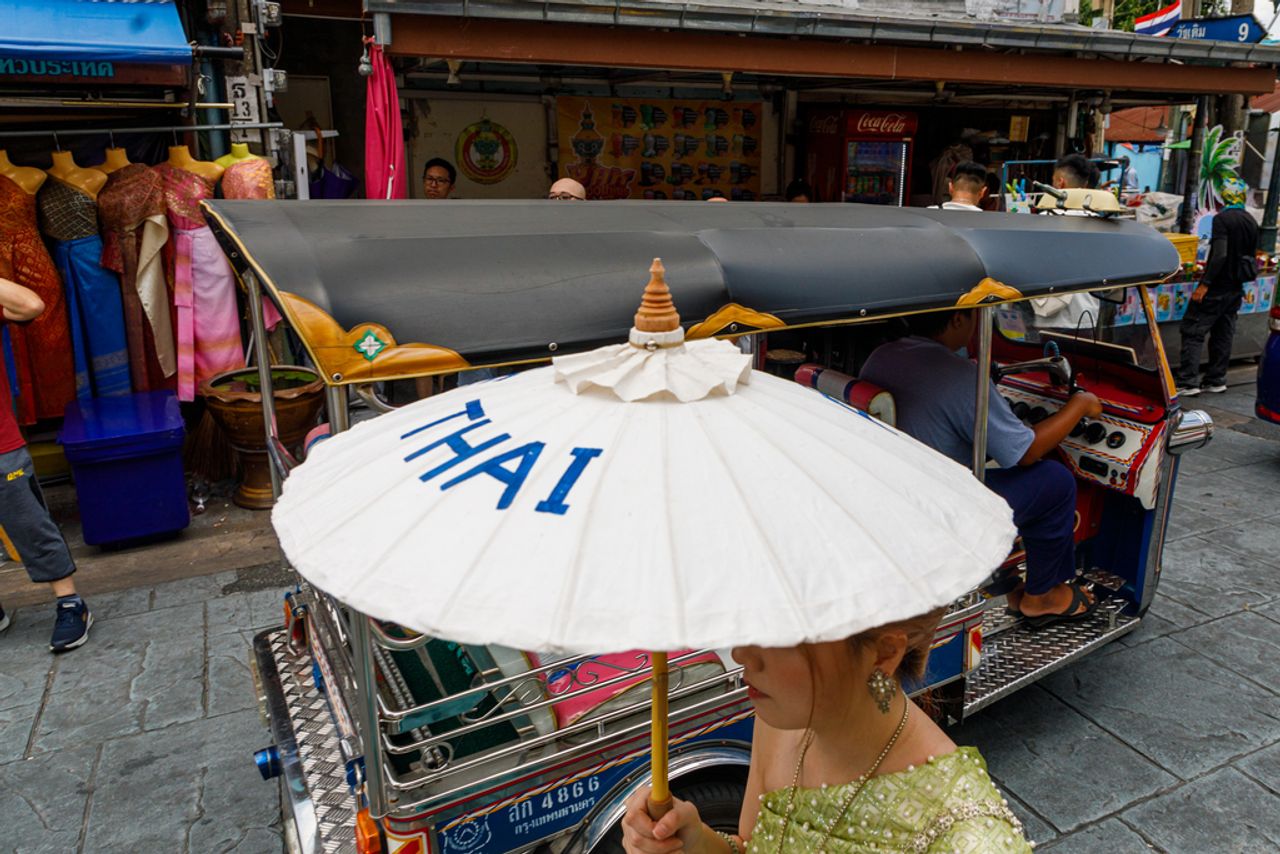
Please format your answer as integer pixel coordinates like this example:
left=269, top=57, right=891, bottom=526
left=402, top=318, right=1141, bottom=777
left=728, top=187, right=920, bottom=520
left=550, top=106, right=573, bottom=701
left=548, top=177, right=587, bottom=201
left=422, top=158, right=456, bottom=199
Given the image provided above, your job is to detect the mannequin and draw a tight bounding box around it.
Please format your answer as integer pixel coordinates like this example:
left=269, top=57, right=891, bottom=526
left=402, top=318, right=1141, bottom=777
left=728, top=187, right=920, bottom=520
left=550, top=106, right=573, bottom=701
left=156, top=145, right=242, bottom=400
left=213, top=142, right=263, bottom=169
left=167, top=144, right=224, bottom=182
left=46, top=150, right=107, bottom=199
left=0, top=149, right=48, bottom=195
left=100, top=147, right=132, bottom=174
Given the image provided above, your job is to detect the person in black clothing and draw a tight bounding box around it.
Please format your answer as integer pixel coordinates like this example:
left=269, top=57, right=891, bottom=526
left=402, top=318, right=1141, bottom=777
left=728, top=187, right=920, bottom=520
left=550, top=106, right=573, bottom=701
left=1176, top=176, right=1259, bottom=395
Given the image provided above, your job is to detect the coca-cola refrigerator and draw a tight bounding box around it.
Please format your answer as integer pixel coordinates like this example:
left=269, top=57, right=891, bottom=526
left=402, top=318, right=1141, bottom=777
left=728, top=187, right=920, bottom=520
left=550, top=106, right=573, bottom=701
left=842, top=110, right=916, bottom=206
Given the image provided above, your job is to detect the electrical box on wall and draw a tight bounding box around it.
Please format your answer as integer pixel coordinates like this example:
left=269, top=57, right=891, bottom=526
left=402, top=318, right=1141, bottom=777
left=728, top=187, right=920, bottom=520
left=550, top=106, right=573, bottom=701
left=264, top=68, right=288, bottom=94
left=255, top=0, right=282, bottom=27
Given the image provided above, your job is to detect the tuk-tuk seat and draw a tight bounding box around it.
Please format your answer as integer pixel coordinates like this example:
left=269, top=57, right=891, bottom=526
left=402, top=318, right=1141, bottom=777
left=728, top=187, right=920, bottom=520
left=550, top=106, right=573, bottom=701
left=793, top=364, right=896, bottom=426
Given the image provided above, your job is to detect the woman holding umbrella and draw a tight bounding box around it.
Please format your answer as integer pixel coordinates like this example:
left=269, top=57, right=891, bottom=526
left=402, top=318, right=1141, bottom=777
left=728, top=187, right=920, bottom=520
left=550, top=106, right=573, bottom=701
left=621, top=608, right=1030, bottom=852
left=273, top=260, right=1035, bottom=854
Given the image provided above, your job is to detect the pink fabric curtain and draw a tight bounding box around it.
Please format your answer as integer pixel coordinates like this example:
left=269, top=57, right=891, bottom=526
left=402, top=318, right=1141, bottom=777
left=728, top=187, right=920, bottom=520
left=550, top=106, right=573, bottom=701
left=364, top=40, right=407, bottom=200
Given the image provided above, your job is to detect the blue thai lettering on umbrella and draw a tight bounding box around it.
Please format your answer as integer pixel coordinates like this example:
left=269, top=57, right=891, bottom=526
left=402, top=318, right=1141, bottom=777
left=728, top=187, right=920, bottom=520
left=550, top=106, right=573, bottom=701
left=400, top=400, right=604, bottom=512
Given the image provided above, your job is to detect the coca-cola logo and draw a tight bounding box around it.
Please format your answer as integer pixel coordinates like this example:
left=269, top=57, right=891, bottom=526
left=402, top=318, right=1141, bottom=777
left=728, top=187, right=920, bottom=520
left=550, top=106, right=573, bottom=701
left=850, top=111, right=916, bottom=136
left=808, top=114, right=840, bottom=135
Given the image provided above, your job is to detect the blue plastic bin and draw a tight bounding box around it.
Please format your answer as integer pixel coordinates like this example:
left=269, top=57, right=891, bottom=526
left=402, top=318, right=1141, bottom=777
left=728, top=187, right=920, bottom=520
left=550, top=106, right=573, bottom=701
left=60, top=391, right=190, bottom=546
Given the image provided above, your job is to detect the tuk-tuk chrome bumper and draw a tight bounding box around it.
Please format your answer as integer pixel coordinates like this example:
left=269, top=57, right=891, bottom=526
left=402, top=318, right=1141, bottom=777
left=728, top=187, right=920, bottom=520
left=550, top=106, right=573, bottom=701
left=1167, top=408, right=1214, bottom=455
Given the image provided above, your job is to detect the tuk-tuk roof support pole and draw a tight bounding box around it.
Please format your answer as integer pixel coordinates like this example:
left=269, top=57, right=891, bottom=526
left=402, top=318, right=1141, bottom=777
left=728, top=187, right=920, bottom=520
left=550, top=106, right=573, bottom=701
left=326, top=386, right=351, bottom=434
left=347, top=610, right=392, bottom=818
left=245, top=271, right=283, bottom=502
left=972, top=306, right=993, bottom=483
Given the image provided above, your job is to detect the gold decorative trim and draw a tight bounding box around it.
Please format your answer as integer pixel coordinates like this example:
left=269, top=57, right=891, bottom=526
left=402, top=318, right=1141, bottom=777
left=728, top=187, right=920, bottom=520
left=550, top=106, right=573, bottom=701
left=956, top=277, right=1024, bottom=307
left=280, top=293, right=471, bottom=382
left=686, top=303, right=785, bottom=339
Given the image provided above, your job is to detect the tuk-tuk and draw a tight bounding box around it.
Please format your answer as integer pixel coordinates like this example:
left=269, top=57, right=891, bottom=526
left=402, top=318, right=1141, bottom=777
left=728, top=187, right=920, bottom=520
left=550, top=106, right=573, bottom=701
left=205, top=200, right=1212, bottom=854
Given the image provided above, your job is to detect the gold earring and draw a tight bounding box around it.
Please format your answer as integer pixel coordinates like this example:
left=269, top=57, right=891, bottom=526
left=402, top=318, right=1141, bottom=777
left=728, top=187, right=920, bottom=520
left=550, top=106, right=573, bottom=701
left=867, top=668, right=897, bottom=714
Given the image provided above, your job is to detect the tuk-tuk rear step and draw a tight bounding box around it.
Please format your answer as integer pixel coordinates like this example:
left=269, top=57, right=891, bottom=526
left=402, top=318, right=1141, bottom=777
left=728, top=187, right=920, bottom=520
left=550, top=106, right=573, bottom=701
left=963, top=597, right=1137, bottom=717
left=257, top=627, right=358, bottom=853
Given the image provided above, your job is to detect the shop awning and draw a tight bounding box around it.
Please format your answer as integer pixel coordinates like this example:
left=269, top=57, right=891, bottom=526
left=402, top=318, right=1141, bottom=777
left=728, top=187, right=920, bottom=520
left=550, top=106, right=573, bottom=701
left=378, top=14, right=1278, bottom=97
left=0, top=0, right=191, bottom=65
left=369, top=1, right=1280, bottom=69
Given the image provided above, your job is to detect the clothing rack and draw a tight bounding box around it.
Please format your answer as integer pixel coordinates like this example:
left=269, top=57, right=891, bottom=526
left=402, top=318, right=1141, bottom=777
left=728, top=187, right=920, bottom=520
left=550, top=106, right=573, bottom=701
left=0, top=122, right=284, bottom=139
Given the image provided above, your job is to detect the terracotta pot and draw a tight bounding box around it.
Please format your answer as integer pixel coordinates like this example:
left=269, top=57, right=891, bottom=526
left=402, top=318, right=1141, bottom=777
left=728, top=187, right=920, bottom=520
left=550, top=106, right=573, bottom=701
left=200, top=366, right=325, bottom=510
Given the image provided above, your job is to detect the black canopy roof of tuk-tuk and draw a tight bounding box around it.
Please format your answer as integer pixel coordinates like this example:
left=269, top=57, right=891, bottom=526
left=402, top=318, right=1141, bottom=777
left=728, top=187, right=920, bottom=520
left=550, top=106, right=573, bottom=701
left=205, top=199, right=1178, bottom=371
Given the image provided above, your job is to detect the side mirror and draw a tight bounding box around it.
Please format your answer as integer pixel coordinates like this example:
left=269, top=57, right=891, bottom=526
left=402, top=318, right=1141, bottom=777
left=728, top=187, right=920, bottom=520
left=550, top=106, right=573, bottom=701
left=1167, top=409, right=1213, bottom=456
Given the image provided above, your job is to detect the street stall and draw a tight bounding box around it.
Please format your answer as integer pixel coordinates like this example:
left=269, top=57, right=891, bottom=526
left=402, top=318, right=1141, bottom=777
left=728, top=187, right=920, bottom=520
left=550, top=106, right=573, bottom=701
left=206, top=199, right=1213, bottom=852
left=0, top=1, right=346, bottom=531
left=273, top=0, right=1280, bottom=208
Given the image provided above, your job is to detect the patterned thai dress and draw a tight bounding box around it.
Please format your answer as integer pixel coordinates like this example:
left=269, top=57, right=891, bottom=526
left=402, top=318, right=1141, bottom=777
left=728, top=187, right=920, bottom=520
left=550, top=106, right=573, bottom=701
left=221, top=157, right=282, bottom=331
left=98, top=163, right=176, bottom=393
left=221, top=157, right=275, bottom=200
left=0, top=175, right=75, bottom=423
left=748, top=748, right=1030, bottom=853
left=154, top=164, right=245, bottom=401
left=37, top=178, right=131, bottom=400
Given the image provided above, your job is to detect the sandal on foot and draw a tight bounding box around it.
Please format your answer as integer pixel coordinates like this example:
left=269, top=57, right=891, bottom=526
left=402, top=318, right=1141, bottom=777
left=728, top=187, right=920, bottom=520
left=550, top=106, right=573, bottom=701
left=1022, top=583, right=1099, bottom=631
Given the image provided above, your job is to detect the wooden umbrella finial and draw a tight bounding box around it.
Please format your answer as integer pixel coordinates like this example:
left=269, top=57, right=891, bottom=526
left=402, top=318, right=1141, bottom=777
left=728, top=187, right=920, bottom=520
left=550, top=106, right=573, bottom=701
left=634, top=258, right=681, bottom=333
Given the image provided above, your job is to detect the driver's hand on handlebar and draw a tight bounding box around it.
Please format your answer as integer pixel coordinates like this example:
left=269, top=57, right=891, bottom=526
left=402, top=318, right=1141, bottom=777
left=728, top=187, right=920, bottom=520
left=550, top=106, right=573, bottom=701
left=622, top=786, right=710, bottom=853
left=1072, top=390, right=1103, bottom=419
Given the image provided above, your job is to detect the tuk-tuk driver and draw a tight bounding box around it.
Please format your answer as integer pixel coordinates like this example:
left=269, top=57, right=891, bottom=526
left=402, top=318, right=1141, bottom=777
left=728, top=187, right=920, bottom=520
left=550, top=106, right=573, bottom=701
left=860, top=311, right=1103, bottom=627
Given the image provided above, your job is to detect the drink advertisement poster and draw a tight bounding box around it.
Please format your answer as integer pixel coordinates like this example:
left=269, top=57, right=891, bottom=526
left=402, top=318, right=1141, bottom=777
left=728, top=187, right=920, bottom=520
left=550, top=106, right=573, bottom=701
left=557, top=97, right=764, bottom=201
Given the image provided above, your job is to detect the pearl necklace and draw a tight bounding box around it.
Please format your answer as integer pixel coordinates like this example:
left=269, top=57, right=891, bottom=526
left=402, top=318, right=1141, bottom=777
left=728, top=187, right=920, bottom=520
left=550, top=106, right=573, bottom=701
left=774, top=695, right=910, bottom=854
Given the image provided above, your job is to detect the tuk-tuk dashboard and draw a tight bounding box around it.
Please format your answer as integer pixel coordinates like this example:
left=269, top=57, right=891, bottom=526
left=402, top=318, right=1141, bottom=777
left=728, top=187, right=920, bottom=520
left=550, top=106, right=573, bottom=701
left=995, top=374, right=1166, bottom=509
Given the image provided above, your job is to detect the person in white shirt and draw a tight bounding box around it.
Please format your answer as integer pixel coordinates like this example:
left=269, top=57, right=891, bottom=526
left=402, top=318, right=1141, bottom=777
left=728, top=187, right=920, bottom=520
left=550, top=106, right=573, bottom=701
left=1034, top=154, right=1100, bottom=330
left=930, top=160, right=987, bottom=211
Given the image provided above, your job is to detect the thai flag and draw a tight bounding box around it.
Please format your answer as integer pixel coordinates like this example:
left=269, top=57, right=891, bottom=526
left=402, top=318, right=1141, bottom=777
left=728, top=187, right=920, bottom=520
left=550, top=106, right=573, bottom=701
left=1134, top=0, right=1181, bottom=37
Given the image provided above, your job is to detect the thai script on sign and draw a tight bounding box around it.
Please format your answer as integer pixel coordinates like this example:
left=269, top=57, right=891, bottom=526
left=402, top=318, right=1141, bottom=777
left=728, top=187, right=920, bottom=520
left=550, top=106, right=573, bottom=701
left=0, top=59, right=115, bottom=78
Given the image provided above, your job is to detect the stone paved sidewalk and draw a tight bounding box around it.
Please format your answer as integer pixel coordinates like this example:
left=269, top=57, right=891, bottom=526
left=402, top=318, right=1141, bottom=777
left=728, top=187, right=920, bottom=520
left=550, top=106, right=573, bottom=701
left=1, top=382, right=1277, bottom=853
left=0, top=563, right=293, bottom=854
left=953, top=383, right=1280, bottom=852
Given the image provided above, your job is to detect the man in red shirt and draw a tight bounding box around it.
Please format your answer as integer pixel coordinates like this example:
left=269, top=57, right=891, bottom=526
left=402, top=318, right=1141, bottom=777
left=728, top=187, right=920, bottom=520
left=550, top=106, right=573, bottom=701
left=0, top=276, right=91, bottom=651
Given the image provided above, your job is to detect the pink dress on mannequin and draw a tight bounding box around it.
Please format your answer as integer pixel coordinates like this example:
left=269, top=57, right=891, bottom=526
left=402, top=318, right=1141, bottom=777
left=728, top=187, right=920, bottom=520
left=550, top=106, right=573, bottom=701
left=154, top=163, right=245, bottom=400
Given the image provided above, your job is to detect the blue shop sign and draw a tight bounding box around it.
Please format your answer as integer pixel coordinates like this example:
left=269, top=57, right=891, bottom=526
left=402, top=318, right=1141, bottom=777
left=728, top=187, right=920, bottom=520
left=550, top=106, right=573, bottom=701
left=0, top=0, right=191, bottom=65
left=1171, top=15, right=1266, bottom=44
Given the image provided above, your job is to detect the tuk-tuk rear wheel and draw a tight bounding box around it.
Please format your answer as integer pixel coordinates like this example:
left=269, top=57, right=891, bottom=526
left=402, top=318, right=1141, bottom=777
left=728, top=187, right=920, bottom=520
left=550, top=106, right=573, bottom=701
left=595, top=779, right=747, bottom=853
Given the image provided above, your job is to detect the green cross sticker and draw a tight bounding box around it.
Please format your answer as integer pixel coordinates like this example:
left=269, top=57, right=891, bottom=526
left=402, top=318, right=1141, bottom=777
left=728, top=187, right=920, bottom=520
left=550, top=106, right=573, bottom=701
left=354, top=329, right=388, bottom=361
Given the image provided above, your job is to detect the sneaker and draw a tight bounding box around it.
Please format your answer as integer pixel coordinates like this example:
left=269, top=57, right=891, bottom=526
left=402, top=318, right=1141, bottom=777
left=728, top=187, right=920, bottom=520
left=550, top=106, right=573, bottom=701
left=1204, top=383, right=1228, bottom=393
left=1177, top=386, right=1201, bottom=397
left=0, top=602, right=9, bottom=634
left=49, top=598, right=92, bottom=653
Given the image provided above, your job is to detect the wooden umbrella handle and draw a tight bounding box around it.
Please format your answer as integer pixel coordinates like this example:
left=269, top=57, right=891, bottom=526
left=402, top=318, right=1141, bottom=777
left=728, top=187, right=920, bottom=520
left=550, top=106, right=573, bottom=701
left=648, top=651, right=672, bottom=820
left=646, top=794, right=673, bottom=820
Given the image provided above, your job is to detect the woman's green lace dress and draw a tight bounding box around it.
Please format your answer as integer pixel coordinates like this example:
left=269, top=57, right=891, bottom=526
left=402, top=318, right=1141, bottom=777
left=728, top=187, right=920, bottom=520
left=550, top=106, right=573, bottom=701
left=747, top=747, right=1030, bottom=853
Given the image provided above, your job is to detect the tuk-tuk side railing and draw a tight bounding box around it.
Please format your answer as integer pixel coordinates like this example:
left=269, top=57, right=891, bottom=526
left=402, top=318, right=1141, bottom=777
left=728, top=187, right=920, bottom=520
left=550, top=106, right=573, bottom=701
left=381, top=685, right=754, bottom=815
left=376, top=662, right=740, bottom=765
left=371, top=646, right=721, bottom=731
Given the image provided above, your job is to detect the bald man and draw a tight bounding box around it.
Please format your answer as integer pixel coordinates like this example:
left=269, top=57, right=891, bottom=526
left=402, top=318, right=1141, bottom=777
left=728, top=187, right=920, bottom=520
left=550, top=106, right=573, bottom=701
left=548, top=178, right=587, bottom=200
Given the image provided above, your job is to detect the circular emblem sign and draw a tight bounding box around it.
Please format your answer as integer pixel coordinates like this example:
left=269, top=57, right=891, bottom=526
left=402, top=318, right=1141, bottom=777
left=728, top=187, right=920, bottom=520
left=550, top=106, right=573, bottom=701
left=456, top=118, right=518, bottom=185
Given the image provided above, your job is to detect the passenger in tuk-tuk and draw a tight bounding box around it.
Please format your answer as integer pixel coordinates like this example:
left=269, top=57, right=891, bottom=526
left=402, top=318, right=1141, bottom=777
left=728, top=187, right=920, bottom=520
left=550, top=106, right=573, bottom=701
left=859, top=310, right=1102, bottom=626
left=622, top=608, right=1031, bottom=853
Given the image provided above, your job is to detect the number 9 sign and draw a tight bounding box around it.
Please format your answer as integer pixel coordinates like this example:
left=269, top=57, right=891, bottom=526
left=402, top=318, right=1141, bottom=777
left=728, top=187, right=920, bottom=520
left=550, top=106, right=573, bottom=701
left=1239, top=22, right=1250, bottom=42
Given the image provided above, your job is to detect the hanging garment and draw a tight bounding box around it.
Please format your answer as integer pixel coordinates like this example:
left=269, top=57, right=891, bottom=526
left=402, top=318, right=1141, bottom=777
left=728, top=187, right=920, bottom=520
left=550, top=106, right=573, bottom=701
left=221, top=158, right=275, bottom=199
left=154, top=163, right=245, bottom=401
left=0, top=175, right=76, bottom=423
left=220, top=158, right=283, bottom=331
left=37, top=179, right=131, bottom=400
left=365, top=40, right=407, bottom=200
left=99, top=163, right=176, bottom=393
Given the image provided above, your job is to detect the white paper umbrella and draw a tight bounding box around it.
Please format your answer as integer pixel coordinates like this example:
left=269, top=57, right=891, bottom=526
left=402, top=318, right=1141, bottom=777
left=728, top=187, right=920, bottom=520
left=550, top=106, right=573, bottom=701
left=273, top=261, right=1016, bottom=655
